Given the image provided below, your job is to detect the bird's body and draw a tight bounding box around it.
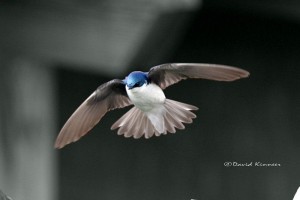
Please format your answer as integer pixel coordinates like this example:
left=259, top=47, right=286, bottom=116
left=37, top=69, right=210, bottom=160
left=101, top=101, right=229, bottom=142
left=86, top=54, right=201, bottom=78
left=126, top=82, right=166, bottom=132
left=126, top=79, right=166, bottom=112
left=55, top=63, right=250, bottom=149
left=113, top=71, right=197, bottom=137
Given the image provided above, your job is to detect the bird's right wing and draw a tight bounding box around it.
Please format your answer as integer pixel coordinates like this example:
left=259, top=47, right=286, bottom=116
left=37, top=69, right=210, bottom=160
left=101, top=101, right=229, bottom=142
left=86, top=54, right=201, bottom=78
left=55, top=79, right=132, bottom=149
left=148, top=63, right=250, bottom=89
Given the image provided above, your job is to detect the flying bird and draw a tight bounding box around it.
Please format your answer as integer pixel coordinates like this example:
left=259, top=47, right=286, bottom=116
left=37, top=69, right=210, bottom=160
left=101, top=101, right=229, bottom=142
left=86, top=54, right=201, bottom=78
left=55, top=63, right=249, bottom=149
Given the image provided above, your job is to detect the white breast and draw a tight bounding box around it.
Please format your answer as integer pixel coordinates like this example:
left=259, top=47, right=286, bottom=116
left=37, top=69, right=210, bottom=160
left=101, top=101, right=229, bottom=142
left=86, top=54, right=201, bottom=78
left=126, top=83, right=166, bottom=112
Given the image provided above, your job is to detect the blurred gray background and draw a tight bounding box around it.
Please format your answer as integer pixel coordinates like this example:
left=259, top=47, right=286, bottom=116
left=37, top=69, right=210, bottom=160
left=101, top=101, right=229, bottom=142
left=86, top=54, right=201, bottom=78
left=1, top=0, right=300, bottom=200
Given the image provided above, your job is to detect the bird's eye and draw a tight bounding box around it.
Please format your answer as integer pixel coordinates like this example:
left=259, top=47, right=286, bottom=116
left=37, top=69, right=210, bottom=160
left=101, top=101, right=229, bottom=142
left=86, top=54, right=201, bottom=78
left=133, top=82, right=142, bottom=88
left=128, top=80, right=146, bottom=89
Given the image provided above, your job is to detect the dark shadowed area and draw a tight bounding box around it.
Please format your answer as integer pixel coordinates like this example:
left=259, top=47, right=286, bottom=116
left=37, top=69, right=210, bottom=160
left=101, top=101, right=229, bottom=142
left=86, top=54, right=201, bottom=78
left=1, top=1, right=300, bottom=200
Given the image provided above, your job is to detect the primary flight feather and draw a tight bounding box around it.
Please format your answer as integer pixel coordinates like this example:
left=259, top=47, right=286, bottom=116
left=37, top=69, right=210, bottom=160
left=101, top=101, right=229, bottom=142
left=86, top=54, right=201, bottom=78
left=55, top=63, right=249, bottom=149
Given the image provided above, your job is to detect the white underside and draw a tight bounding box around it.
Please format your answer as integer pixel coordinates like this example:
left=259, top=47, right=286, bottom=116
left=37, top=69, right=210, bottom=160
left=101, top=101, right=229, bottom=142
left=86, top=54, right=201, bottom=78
left=126, top=83, right=166, bottom=111
left=126, top=83, right=166, bottom=132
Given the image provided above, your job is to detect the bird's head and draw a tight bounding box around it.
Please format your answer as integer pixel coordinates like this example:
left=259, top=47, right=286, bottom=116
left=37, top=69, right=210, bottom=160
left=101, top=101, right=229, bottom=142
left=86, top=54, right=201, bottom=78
left=124, top=71, right=149, bottom=90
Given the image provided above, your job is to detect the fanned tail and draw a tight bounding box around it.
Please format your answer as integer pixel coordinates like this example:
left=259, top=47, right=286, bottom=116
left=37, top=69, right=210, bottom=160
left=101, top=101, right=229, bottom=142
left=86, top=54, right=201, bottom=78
left=111, top=107, right=157, bottom=138
left=111, top=99, right=198, bottom=138
left=163, top=99, right=198, bottom=133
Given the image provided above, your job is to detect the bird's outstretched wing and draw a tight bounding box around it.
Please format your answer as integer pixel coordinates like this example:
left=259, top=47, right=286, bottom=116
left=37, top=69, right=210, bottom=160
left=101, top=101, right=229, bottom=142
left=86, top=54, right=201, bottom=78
left=55, top=79, right=132, bottom=149
left=148, top=63, right=250, bottom=89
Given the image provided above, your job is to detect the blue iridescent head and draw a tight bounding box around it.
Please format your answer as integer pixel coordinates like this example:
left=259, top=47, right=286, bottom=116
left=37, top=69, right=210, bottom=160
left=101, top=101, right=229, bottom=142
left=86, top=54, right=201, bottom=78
left=124, top=71, right=149, bottom=90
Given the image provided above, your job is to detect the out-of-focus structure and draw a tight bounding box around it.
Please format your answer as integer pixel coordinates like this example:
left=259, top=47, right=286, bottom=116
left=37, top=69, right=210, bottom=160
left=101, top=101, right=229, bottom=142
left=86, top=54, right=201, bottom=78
left=0, top=1, right=201, bottom=199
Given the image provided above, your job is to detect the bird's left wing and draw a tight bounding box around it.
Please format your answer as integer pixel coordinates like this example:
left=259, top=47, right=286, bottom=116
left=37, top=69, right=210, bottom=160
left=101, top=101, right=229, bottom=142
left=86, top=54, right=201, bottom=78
left=148, top=63, right=250, bottom=89
left=55, top=79, right=132, bottom=149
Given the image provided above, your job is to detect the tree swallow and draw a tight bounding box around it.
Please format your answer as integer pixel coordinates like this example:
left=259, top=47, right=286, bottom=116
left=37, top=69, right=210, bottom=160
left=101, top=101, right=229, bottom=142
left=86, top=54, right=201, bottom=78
left=55, top=63, right=249, bottom=149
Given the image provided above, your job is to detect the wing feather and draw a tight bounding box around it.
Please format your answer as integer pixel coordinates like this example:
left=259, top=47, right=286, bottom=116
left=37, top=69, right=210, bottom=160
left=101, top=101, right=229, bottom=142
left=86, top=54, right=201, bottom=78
left=148, top=63, right=250, bottom=89
left=55, top=79, right=132, bottom=149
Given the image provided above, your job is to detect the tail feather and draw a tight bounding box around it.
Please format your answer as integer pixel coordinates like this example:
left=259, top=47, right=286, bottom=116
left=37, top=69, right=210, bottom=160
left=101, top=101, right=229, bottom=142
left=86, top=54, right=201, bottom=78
left=163, top=99, right=198, bottom=133
left=144, top=118, right=156, bottom=138
left=117, top=107, right=140, bottom=137
left=165, top=102, right=192, bottom=124
left=113, top=107, right=137, bottom=136
left=164, top=111, right=180, bottom=132
left=111, top=99, right=198, bottom=139
left=165, top=99, right=197, bottom=120
left=111, top=107, right=156, bottom=138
